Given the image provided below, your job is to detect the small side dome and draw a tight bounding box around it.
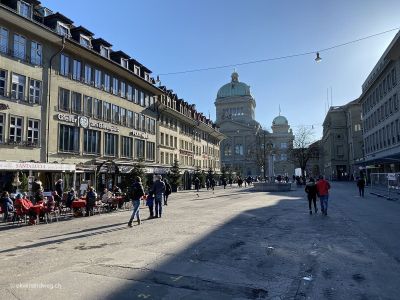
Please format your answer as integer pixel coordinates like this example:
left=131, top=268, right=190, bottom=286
left=272, top=115, right=288, bottom=126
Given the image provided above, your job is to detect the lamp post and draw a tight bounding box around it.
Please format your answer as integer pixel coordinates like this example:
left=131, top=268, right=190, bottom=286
left=266, top=141, right=274, bottom=181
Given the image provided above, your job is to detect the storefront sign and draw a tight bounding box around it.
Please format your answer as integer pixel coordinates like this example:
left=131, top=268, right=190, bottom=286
left=130, top=130, right=148, bottom=139
left=57, top=113, right=119, bottom=132
left=0, top=161, right=75, bottom=171
left=0, top=103, right=10, bottom=111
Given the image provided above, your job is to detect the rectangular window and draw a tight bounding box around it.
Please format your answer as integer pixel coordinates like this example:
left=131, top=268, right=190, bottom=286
left=160, top=152, right=164, bottom=164
left=94, top=99, right=102, bottom=119
left=149, top=118, right=156, bottom=134
left=112, top=78, right=119, bottom=95
left=27, top=119, right=39, bottom=145
left=120, top=81, right=126, bottom=98
left=71, top=92, right=82, bottom=114
left=121, top=136, right=133, bottom=158
left=146, top=117, right=151, bottom=133
left=103, top=102, right=111, bottom=122
left=0, top=27, right=8, bottom=53
left=134, top=112, right=140, bottom=129
left=104, top=73, right=110, bottom=92
left=29, top=79, right=41, bottom=104
left=0, top=114, right=4, bottom=143
left=0, top=69, right=7, bottom=96
left=59, top=124, right=79, bottom=153
left=72, top=59, right=81, bottom=80
left=134, top=66, right=140, bottom=75
left=13, top=34, right=26, bottom=60
left=11, top=73, right=26, bottom=101
left=57, top=22, right=70, bottom=37
left=84, top=64, right=92, bottom=84
left=120, top=107, right=126, bottom=126
left=84, top=96, right=93, bottom=117
left=161, top=133, right=164, bottom=145
left=127, top=110, right=133, bottom=128
left=9, top=116, right=23, bottom=142
left=140, top=114, right=146, bottom=131
left=112, top=104, right=119, bottom=123
left=18, top=1, right=31, bottom=18
left=100, top=46, right=110, bottom=58
left=133, top=86, right=138, bottom=103
left=30, top=41, right=42, bottom=65
left=94, top=69, right=102, bottom=88
left=80, top=35, right=91, bottom=48
left=83, top=129, right=100, bottom=154
left=145, top=94, right=149, bottom=107
left=140, top=91, right=145, bottom=106
left=60, top=54, right=70, bottom=76
left=58, top=88, right=70, bottom=111
left=127, top=85, right=133, bottom=101
left=135, top=139, right=145, bottom=159
left=280, top=142, right=287, bottom=149
left=146, top=142, right=155, bottom=161
left=121, top=58, right=129, bottom=69
left=104, top=133, right=118, bottom=157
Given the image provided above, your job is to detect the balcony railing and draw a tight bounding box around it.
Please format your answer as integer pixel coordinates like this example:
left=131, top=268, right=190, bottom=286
left=0, top=46, right=42, bottom=67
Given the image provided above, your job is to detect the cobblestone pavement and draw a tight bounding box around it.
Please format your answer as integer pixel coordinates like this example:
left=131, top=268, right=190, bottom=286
left=0, top=183, right=399, bottom=299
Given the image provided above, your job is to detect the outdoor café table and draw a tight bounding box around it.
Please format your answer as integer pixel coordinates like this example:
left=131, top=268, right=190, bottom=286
left=71, top=199, right=86, bottom=217
left=71, top=199, right=86, bottom=208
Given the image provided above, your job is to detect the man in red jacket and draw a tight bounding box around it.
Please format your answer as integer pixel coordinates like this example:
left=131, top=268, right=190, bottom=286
left=316, top=175, right=331, bottom=216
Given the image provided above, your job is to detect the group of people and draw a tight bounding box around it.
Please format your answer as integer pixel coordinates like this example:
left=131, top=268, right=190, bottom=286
left=304, top=175, right=331, bottom=216
left=127, top=175, right=172, bottom=227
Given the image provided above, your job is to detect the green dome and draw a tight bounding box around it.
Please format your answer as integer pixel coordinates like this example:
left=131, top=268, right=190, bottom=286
left=272, top=115, right=288, bottom=126
left=217, top=72, right=251, bottom=98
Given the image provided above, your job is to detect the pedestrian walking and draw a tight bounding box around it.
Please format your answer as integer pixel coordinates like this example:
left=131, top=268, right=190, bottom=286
left=206, top=178, right=210, bottom=190
left=221, top=177, right=227, bottom=189
left=305, top=178, right=318, bottom=215
left=128, top=176, right=145, bottom=227
left=146, top=193, right=154, bottom=219
left=85, top=186, right=97, bottom=217
left=211, top=178, right=216, bottom=191
left=316, top=175, right=331, bottom=216
left=164, top=178, right=171, bottom=205
left=152, top=175, right=165, bottom=218
left=194, top=176, right=200, bottom=192
left=55, top=179, right=63, bottom=199
left=357, top=177, right=366, bottom=197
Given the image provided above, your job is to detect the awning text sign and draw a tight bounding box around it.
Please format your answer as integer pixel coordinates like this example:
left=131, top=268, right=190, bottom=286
left=0, top=162, right=76, bottom=171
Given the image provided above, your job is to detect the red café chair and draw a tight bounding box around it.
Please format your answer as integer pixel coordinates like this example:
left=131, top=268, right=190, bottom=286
left=12, top=203, right=27, bottom=225
left=45, top=196, right=59, bottom=223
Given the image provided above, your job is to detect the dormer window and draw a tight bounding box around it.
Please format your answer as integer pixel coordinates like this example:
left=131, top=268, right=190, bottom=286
left=144, top=72, right=150, bottom=81
left=134, top=66, right=140, bottom=76
left=100, top=46, right=110, bottom=58
left=18, top=1, right=31, bottom=18
left=57, top=22, right=70, bottom=37
left=80, top=35, right=91, bottom=48
left=121, top=58, right=129, bottom=69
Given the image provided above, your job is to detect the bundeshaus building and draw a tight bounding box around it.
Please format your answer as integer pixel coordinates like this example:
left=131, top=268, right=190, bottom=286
left=215, top=72, right=295, bottom=178
left=0, top=0, right=223, bottom=193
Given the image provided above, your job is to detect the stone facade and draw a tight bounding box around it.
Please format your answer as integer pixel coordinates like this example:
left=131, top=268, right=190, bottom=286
left=320, top=100, right=363, bottom=180
left=360, top=31, right=400, bottom=173
left=0, top=1, right=222, bottom=192
left=215, top=72, right=294, bottom=178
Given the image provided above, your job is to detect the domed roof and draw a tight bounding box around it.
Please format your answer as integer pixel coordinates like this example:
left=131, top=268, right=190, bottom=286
left=217, top=72, right=251, bottom=99
left=272, top=115, right=288, bottom=126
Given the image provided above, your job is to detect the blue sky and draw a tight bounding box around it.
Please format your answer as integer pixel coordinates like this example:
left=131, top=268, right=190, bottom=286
left=41, top=0, right=400, bottom=139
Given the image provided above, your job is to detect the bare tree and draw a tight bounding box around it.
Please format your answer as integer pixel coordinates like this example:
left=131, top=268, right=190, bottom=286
left=247, top=129, right=270, bottom=179
left=288, top=126, right=319, bottom=178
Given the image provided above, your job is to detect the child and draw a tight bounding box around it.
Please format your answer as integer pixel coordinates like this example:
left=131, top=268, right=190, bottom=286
left=146, top=193, right=154, bottom=219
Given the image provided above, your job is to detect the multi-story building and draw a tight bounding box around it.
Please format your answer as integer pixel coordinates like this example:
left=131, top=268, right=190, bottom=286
left=215, top=71, right=294, bottom=178
left=0, top=0, right=222, bottom=192
left=156, top=86, right=224, bottom=189
left=320, top=99, right=363, bottom=180
left=360, top=31, right=400, bottom=173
